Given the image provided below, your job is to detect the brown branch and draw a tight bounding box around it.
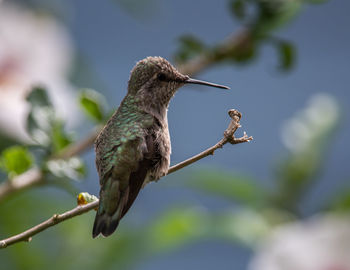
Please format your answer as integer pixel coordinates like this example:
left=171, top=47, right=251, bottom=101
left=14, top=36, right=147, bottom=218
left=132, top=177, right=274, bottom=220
left=54, top=126, right=102, bottom=160
left=0, top=109, right=252, bottom=249
left=0, top=30, right=253, bottom=245
left=176, top=28, right=252, bottom=76
left=0, top=28, right=249, bottom=202
left=168, top=109, right=252, bottom=174
left=0, top=201, right=99, bottom=248
left=0, top=169, right=43, bottom=200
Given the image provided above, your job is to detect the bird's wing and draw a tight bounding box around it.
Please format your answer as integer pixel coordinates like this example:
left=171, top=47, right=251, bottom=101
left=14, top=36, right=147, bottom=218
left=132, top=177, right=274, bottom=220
left=92, top=114, right=158, bottom=238
left=94, top=109, right=154, bottom=184
left=120, top=132, right=158, bottom=218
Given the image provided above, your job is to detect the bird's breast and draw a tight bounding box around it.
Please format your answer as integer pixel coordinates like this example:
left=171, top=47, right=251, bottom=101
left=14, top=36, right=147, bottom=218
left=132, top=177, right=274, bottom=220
left=143, top=124, right=171, bottom=186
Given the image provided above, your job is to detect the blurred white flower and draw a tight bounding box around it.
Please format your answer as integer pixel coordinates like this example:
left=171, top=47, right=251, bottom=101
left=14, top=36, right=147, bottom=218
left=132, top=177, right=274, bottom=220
left=249, top=215, right=350, bottom=270
left=281, top=94, right=339, bottom=153
left=221, top=209, right=272, bottom=247
left=0, top=2, right=78, bottom=141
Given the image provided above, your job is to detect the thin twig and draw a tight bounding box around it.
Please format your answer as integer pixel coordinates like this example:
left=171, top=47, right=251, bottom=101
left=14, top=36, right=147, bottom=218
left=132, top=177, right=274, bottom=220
left=0, top=29, right=250, bottom=202
left=168, top=110, right=251, bottom=173
left=0, top=169, right=43, bottom=201
left=0, top=201, right=99, bottom=248
left=176, top=29, right=251, bottom=76
left=0, top=109, right=252, bottom=249
left=54, top=126, right=102, bottom=160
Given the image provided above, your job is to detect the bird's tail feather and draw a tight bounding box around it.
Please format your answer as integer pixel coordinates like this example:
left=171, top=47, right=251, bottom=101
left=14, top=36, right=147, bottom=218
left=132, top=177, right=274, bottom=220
left=92, top=186, right=129, bottom=238
left=92, top=212, right=119, bottom=238
left=92, top=158, right=151, bottom=238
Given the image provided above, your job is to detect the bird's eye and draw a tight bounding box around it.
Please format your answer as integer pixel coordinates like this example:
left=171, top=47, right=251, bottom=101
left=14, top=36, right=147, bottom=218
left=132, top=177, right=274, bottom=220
left=157, top=73, right=167, bottom=81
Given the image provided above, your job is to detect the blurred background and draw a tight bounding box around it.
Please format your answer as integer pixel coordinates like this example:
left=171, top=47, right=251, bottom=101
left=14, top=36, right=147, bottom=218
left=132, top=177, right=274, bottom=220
left=0, top=0, right=349, bottom=269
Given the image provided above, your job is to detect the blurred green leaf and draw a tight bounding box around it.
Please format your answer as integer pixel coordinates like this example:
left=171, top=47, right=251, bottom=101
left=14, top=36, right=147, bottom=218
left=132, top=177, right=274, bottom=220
left=272, top=155, right=320, bottom=212
left=79, top=89, right=106, bottom=122
left=0, top=146, right=33, bottom=178
left=45, top=157, right=85, bottom=181
left=147, top=207, right=294, bottom=251
left=0, top=190, right=65, bottom=270
left=216, top=209, right=270, bottom=246
left=229, top=0, right=247, bottom=20
left=0, top=189, right=146, bottom=270
left=26, top=86, right=51, bottom=107
left=327, top=186, right=350, bottom=212
left=186, top=169, right=265, bottom=206
left=254, top=0, right=302, bottom=34
left=51, top=121, right=73, bottom=152
left=26, top=87, right=55, bottom=147
left=0, top=134, right=19, bottom=153
left=276, top=40, right=295, bottom=70
left=227, top=40, right=257, bottom=64
left=215, top=208, right=294, bottom=246
left=26, top=86, right=73, bottom=155
left=174, top=35, right=207, bottom=63
left=147, top=207, right=209, bottom=252
left=26, top=106, right=55, bottom=147
left=273, top=94, right=340, bottom=212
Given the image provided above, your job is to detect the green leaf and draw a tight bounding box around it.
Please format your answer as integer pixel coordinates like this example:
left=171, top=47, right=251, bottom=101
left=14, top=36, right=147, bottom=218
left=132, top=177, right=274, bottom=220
left=273, top=94, right=340, bottom=212
left=277, top=40, right=295, bottom=70
left=26, top=86, right=73, bottom=155
left=0, top=190, right=146, bottom=270
left=26, top=106, right=54, bottom=147
left=26, top=87, right=55, bottom=146
left=79, top=89, right=106, bottom=122
left=26, top=86, right=51, bottom=107
left=254, top=0, right=303, bottom=34
left=229, top=0, right=247, bottom=20
left=215, top=208, right=294, bottom=246
left=185, top=169, right=265, bottom=206
left=0, top=146, right=33, bottom=178
left=51, top=121, right=73, bottom=152
left=216, top=209, right=270, bottom=246
left=45, top=157, right=86, bottom=181
left=174, top=35, right=207, bottom=63
left=147, top=207, right=209, bottom=252
left=226, top=41, right=257, bottom=64
left=325, top=184, right=350, bottom=212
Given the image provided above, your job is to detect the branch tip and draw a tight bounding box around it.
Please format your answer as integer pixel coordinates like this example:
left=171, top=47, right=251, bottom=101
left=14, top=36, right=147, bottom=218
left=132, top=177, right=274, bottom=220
left=0, top=27, right=256, bottom=246
left=228, top=109, right=242, bottom=121
left=0, top=108, right=253, bottom=249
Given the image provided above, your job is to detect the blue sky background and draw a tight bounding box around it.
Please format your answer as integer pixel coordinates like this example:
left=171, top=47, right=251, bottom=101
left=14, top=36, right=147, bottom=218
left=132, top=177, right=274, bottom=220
left=65, top=0, right=350, bottom=202
left=21, top=0, right=350, bottom=268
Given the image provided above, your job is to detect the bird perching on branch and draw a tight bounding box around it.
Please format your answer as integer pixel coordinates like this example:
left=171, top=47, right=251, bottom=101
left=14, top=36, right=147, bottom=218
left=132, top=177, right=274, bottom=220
left=92, top=56, right=229, bottom=238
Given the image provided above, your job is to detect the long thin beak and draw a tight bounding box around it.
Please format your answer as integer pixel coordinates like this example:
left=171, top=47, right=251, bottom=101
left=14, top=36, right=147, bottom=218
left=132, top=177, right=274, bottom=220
left=185, top=77, right=230, bottom=90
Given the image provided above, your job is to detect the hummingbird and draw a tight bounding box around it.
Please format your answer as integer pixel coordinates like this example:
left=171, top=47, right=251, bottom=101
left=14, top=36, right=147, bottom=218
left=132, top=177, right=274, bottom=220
left=92, top=56, right=229, bottom=238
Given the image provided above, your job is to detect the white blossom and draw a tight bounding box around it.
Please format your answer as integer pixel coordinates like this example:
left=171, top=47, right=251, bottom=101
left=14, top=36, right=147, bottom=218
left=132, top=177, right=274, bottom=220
left=0, top=2, right=78, bottom=141
left=249, top=215, right=350, bottom=270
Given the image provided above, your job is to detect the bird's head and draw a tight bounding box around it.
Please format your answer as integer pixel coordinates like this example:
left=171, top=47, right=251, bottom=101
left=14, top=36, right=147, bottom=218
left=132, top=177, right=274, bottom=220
left=128, top=56, right=229, bottom=108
